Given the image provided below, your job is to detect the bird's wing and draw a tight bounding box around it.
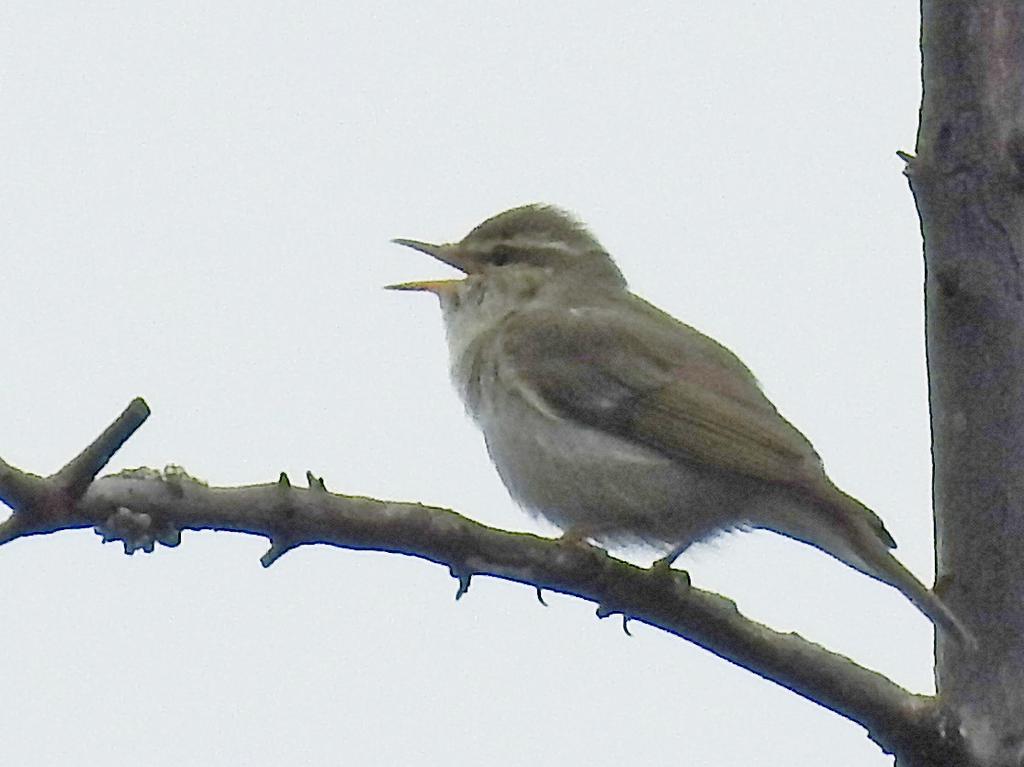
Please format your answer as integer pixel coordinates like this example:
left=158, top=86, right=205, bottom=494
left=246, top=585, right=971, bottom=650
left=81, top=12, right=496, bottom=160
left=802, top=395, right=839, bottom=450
left=497, top=297, right=826, bottom=490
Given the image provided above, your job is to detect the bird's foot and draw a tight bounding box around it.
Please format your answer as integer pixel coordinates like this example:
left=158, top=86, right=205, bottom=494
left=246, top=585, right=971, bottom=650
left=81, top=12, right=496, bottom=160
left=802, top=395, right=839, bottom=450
left=555, top=526, right=607, bottom=564
left=651, top=546, right=684, bottom=572
left=557, top=525, right=593, bottom=546
left=649, top=546, right=691, bottom=588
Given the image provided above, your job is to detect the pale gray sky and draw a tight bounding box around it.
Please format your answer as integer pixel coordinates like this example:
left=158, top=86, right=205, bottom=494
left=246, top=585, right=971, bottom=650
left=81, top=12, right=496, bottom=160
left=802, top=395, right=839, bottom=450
left=2, top=3, right=927, bottom=765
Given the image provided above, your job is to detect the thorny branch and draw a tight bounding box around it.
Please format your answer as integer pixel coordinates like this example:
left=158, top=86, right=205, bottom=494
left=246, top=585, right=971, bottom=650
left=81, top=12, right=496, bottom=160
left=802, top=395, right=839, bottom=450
left=0, top=398, right=971, bottom=764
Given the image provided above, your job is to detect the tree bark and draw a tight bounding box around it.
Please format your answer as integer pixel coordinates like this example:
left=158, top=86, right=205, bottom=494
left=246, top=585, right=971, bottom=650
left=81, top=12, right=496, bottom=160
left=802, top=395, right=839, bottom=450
left=908, top=1, right=1024, bottom=760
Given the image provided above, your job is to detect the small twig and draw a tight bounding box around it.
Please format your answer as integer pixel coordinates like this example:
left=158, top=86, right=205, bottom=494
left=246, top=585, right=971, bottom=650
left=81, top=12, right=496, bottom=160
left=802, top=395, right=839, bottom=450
left=451, top=566, right=473, bottom=600
left=0, top=399, right=150, bottom=540
left=261, top=537, right=300, bottom=567
left=54, top=398, right=150, bottom=500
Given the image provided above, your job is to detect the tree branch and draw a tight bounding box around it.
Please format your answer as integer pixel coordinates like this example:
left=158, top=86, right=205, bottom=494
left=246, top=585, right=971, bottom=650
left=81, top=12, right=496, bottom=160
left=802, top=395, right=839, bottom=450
left=0, top=399, right=971, bottom=763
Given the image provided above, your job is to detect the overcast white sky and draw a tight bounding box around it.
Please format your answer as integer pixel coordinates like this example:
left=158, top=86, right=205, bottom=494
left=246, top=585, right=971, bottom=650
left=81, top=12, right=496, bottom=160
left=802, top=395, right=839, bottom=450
left=2, top=3, right=929, bottom=765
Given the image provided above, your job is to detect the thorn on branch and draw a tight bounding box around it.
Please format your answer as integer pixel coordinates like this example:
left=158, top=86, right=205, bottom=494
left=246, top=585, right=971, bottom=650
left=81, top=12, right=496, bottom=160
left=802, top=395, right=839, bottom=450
left=451, top=566, right=472, bottom=600
left=278, top=472, right=291, bottom=488
left=622, top=616, right=633, bottom=636
left=306, top=471, right=327, bottom=493
left=261, top=536, right=299, bottom=568
left=535, top=587, right=548, bottom=606
left=896, top=149, right=917, bottom=179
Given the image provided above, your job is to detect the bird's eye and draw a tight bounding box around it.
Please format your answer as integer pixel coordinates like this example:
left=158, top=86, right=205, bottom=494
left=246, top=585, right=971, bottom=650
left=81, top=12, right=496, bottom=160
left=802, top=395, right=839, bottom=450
left=489, top=245, right=515, bottom=267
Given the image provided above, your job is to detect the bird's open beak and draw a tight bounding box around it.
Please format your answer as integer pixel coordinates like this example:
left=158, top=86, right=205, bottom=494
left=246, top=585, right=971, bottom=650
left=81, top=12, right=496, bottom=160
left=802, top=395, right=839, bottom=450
left=390, top=238, right=474, bottom=273
left=384, top=279, right=462, bottom=296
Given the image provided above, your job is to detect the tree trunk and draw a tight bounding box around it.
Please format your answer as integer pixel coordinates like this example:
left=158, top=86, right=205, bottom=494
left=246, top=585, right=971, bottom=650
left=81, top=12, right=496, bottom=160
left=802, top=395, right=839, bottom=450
left=910, top=1, right=1024, bottom=760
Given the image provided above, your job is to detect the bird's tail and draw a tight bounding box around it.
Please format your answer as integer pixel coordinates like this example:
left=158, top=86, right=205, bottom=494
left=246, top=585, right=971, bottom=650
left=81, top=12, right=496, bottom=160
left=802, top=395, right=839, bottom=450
left=768, top=485, right=975, bottom=647
left=866, top=546, right=975, bottom=648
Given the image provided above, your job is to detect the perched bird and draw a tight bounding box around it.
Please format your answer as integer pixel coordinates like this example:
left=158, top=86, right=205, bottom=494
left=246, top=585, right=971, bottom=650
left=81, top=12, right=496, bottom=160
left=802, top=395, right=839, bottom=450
left=388, top=203, right=969, bottom=643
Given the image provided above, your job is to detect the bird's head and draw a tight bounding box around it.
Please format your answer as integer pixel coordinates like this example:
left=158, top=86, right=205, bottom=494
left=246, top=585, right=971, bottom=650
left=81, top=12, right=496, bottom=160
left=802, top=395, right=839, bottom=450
left=387, top=204, right=626, bottom=304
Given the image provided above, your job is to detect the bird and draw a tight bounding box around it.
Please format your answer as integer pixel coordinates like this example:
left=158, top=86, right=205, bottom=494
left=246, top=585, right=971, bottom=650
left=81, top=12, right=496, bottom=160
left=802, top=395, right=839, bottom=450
left=387, top=203, right=971, bottom=644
